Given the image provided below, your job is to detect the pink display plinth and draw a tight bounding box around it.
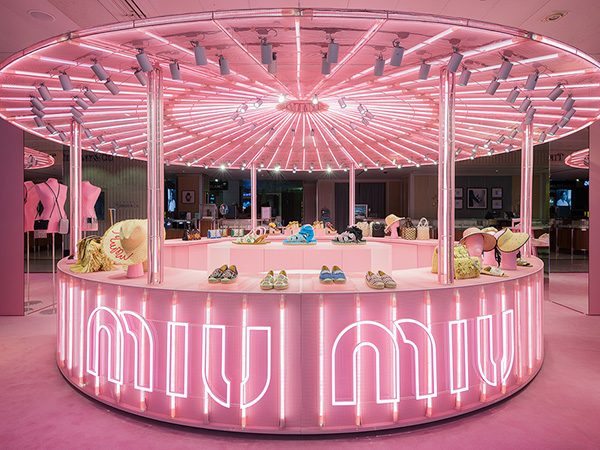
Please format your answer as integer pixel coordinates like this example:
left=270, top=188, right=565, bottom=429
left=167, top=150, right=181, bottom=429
left=482, top=251, right=497, bottom=267
left=500, top=249, right=519, bottom=270
left=126, top=263, right=144, bottom=278
left=57, top=257, right=544, bottom=434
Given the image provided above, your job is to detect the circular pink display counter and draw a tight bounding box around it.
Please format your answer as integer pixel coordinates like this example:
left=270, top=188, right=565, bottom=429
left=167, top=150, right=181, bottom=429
left=56, top=239, right=544, bottom=433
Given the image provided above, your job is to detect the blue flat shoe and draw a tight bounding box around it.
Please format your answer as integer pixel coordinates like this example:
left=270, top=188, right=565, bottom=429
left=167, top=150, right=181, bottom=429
left=319, top=265, right=333, bottom=284
left=332, top=265, right=346, bottom=284
left=283, top=224, right=317, bottom=245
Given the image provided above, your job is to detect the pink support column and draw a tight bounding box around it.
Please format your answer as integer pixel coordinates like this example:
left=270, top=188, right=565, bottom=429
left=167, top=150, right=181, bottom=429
left=147, top=67, right=164, bottom=284
left=437, top=68, right=456, bottom=284
left=69, top=120, right=82, bottom=257
left=520, top=123, right=533, bottom=257
left=349, top=166, right=356, bottom=226
left=589, top=120, right=600, bottom=315
left=250, top=164, right=257, bottom=230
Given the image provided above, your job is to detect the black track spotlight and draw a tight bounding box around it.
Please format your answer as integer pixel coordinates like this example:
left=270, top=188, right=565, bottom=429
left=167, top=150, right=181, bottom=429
left=104, top=79, right=120, bottom=95
left=562, top=94, right=575, bottom=111
left=321, top=54, right=331, bottom=75
left=524, top=70, right=539, bottom=90
left=91, top=59, right=109, bottom=80
left=548, top=84, right=564, bottom=101
left=29, top=95, right=44, bottom=111
left=390, top=40, right=404, bottom=67
left=74, top=96, right=89, bottom=110
left=37, top=84, right=52, bottom=101
left=327, top=38, right=339, bottom=64
left=497, top=57, right=513, bottom=80
left=136, top=49, right=153, bottom=73
left=83, top=87, right=99, bottom=104
left=518, top=96, right=531, bottom=112
left=486, top=77, right=500, bottom=95
left=268, top=52, right=277, bottom=74
left=134, top=68, right=147, bottom=86
left=457, top=69, right=471, bottom=86
left=191, top=42, right=207, bottom=65
left=447, top=48, right=463, bottom=73
left=218, top=55, right=230, bottom=75
left=169, top=61, right=181, bottom=80
left=59, top=72, right=73, bottom=91
left=506, top=87, right=520, bottom=104
left=260, top=38, right=273, bottom=64
left=418, top=60, right=431, bottom=80
left=373, top=55, right=385, bottom=77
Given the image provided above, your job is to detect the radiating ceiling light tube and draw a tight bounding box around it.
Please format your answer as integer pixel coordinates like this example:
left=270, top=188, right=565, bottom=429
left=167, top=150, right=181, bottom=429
left=268, top=53, right=277, bottom=74
left=83, top=87, right=99, bottom=104
left=218, top=55, right=230, bottom=75
left=74, top=96, right=89, bottom=110
left=538, top=131, right=547, bottom=143
left=191, top=42, right=207, bottom=65
left=231, top=112, right=239, bottom=121
left=46, top=123, right=57, bottom=135
left=91, top=60, right=109, bottom=81
left=509, top=128, right=518, bottom=139
left=563, top=108, right=576, bottom=120
left=548, top=84, right=564, bottom=101
left=312, top=95, right=318, bottom=105
left=37, top=84, right=52, bottom=101
left=457, top=69, right=471, bottom=86
left=373, top=55, right=385, bottom=77
left=365, top=111, right=374, bottom=120
left=505, top=144, right=513, bottom=153
left=30, top=95, right=45, bottom=111
left=58, top=132, right=68, bottom=142
left=134, top=68, right=147, bottom=86
left=104, top=79, right=120, bottom=95
left=239, top=103, right=248, bottom=112
left=136, top=50, right=153, bottom=73
left=33, top=116, right=44, bottom=128
left=31, top=107, right=45, bottom=118
left=70, top=107, right=83, bottom=118
left=169, top=61, right=181, bottom=80
left=260, top=38, right=273, bottom=64
left=338, top=97, right=346, bottom=109
left=548, top=124, right=559, bottom=136
left=362, top=118, right=370, bottom=126
left=390, top=41, right=405, bottom=67
left=418, top=61, right=431, bottom=80
left=524, top=71, right=539, bottom=90
left=506, top=87, right=520, bottom=104
left=327, top=39, right=339, bottom=64
left=447, top=49, right=463, bottom=73
left=486, top=77, right=500, bottom=95
left=349, top=122, right=356, bottom=130
left=237, top=117, right=244, bottom=126
left=562, top=94, right=575, bottom=111
left=73, top=115, right=84, bottom=125
left=497, top=135, right=506, bottom=144
left=497, top=58, right=513, bottom=80
left=59, top=72, right=73, bottom=91
left=321, top=54, right=331, bottom=75
left=518, top=96, right=531, bottom=112
left=357, top=104, right=366, bottom=115
left=254, top=98, right=263, bottom=108
left=82, top=127, right=93, bottom=139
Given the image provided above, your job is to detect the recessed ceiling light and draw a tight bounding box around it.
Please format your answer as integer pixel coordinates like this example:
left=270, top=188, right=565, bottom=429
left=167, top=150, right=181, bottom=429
left=541, top=11, right=569, bottom=23
left=28, top=10, right=55, bottom=22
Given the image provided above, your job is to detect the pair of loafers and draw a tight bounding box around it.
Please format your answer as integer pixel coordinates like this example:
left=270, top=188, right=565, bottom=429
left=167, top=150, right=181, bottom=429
left=260, top=270, right=289, bottom=290
left=365, top=270, right=397, bottom=289
left=208, top=264, right=238, bottom=283
left=319, top=265, right=346, bottom=284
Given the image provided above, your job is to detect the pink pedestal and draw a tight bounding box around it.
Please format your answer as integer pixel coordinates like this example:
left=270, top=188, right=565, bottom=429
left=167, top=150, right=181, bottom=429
left=482, top=251, right=497, bottom=267
left=499, top=249, right=519, bottom=271
left=126, top=263, right=144, bottom=278
left=56, top=256, right=544, bottom=434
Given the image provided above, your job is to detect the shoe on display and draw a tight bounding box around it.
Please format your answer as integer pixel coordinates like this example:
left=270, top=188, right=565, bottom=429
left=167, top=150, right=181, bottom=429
left=378, top=270, right=397, bottom=288
left=365, top=270, right=385, bottom=289
left=331, top=228, right=366, bottom=245
left=260, top=270, right=275, bottom=290
left=221, top=265, right=238, bottom=284
left=319, top=266, right=333, bottom=284
left=283, top=224, right=317, bottom=245
left=332, top=265, right=346, bottom=284
left=208, top=264, right=228, bottom=283
left=274, top=270, right=289, bottom=290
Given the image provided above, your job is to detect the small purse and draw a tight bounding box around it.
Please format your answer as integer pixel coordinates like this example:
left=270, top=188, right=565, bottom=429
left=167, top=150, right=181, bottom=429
left=34, top=219, right=49, bottom=230
left=357, top=221, right=371, bottom=238
left=182, top=228, right=202, bottom=241
left=207, top=219, right=222, bottom=239
left=371, top=222, right=385, bottom=238
left=417, top=217, right=430, bottom=240
left=58, top=218, right=69, bottom=235
left=401, top=217, right=417, bottom=240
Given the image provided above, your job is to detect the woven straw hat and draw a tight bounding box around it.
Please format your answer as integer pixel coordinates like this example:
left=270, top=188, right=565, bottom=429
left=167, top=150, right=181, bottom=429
left=496, top=227, right=530, bottom=253
left=459, top=227, right=497, bottom=252
left=102, top=219, right=148, bottom=265
left=384, top=214, right=405, bottom=232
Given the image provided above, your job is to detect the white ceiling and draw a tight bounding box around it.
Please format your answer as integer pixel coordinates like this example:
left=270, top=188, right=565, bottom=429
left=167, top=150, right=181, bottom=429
left=1, top=0, right=599, bottom=64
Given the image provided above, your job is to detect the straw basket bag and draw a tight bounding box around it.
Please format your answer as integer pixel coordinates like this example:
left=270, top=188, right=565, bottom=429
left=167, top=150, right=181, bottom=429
left=417, top=217, right=430, bottom=240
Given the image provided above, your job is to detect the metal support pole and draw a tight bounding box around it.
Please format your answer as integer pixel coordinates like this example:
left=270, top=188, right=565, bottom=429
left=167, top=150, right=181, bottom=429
left=349, top=166, right=356, bottom=226
left=147, top=67, right=164, bottom=284
left=250, top=164, right=257, bottom=230
left=437, top=68, right=456, bottom=284
left=521, top=123, right=534, bottom=257
left=69, top=120, right=82, bottom=257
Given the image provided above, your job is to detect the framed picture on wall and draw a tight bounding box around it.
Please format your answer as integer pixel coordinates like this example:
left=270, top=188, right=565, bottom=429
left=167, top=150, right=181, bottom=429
left=455, top=188, right=463, bottom=198
left=455, top=198, right=463, bottom=209
left=492, top=187, right=503, bottom=198
left=181, top=190, right=195, bottom=204
left=492, top=199, right=503, bottom=209
left=467, top=188, right=487, bottom=209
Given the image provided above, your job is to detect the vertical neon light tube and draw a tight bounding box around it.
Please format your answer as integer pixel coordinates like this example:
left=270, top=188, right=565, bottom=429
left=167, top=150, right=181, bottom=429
left=250, top=164, right=257, bottom=231
left=520, top=122, right=534, bottom=257
left=241, top=295, right=248, bottom=428
left=437, top=67, right=456, bottom=284
left=204, top=294, right=211, bottom=418
left=537, top=274, right=543, bottom=362
left=515, top=280, right=523, bottom=382
left=115, top=286, right=122, bottom=401
left=147, top=66, right=165, bottom=284
left=279, top=295, right=285, bottom=427
left=355, top=294, right=361, bottom=427
left=425, top=292, right=433, bottom=417
left=479, top=286, right=487, bottom=402
left=59, top=278, right=66, bottom=366
left=95, top=284, right=102, bottom=396
left=455, top=290, right=463, bottom=409
left=170, top=293, right=177, bottom=418
left=140, top=289, right=147, bottom=411
left=500, top=284, right=507, bottom=394
left=67, top=280, right=74, bottom=373
left=318, top=295, right=324, bottom=427
left=69, top=120, right=82, bottom=258
left=527, top=279, right=533, bottom=374
left=349, top=166, right=356, bottom=226
left=392, top=294, right=398, bottom=421
left=79, top=280, right=85, bottom=385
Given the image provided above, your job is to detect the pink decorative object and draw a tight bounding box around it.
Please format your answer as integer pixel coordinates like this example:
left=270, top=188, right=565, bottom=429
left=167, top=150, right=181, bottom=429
left=126, top=262, right=144, bottom=278
left=499, top=249, right=519, bottom=270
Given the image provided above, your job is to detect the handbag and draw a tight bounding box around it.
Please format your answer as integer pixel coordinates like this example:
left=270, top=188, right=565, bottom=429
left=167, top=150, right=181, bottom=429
left=34, top=219, right=49, bottom=230
left=182, top=227, right=202, bottom=240
left=401, top=217, right=417, bottom=240
left=371, top=222, right=385, bottom=238
left=431, top=244, right=481, bottom=279
left=58, top=218, right=69, bottom=235
left=357, top=221, right=371, bottom=238
left=417, top=217, right=430, bottom=240
left=207, top=219, right=222, bottom=239
left=232, top=220, right=244, bottom=238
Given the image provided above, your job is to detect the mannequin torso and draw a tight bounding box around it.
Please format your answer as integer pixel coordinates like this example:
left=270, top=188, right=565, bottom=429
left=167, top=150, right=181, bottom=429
left=35, top=178, right=68, bottom=233
left=24, top=181, right=40, bottom=232
left=81, top=181, right=101, bottom=231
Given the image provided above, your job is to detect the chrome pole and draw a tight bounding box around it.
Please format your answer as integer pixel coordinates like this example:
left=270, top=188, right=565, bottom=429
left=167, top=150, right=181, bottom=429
left=69, top=120, right=82, bottom=257
left=250, top=164, right=257, bottom=230
left=521, top=123, right=534, bottom=257
left=349, top=166, right=356, bottom=226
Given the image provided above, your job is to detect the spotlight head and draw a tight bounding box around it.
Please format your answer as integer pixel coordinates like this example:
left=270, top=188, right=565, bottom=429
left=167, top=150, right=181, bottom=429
left=91, top=144, right=98, bottom=152
left=310, top=129, right=315, bottom=137
left=136, top=49, right=153, bottom=73
left=327, top=39, right=339, bottom=64
left=418, top=61, right=431, bottom=80
left=486, top=77, right=500, bottom=95
left=31, top=107, right=45, bottom=118
left=278, top=94, right=286, bottom=104
left=548, top=84, right=564, bottom=101
left=249, top=123, right=257, bottom=132
left=33, top=116, right=44, bottom=128
left=321, top=54, right=331, bottom=75
left=218, top=55, right=230, bottom=75
left=59, top=72, right=73, bottom=91
left=505, top=144, right=513, bottom=152
left=390, top=41, right=405, bottom=67
left=268, top=53, right=277, bottom=74
left=373, top=55, right=385, bottom=77
left=91, top=59, right=109, bottom=81
left=104, top=79, right=120, bottom=95
left=191, top=42, right=207, bottom=65
left=524, top=70, right=539, bottom=90
left=518, top=96, right=531, bottom=112
left=457, top=69, right=471, bottom=86
left=483, top=139, right=491, bottom=149
left=562, top=94, right=575, bottom=112
left=260, top=38, right=273, bottom=64
left=237, top=117, right=245, bottom=126
left=557, top=117, right=569, bottom=128
left=365, top=111, right=374, bottom=120
left=169, top=61, right=181, bottom=80
left=111, top=140, right=119, bottom=149
left=497, top=57, right=513, bottom=80
left=239, top=103, right=248, bottom=113
left=338, top=97, right=346, bottom=109
left=74, top=96, right=89, bottom=110
left=312, top=95, right=318, bottom=105
left=538, top=131, right=547, bottom=143
left=97, top=135, right=105, bottom=144
left=231, top=111, right=239, bottom=121
left=70, top=107, right=83, bottom=118
left=509, top=128, right=518, bottom=139
left=563, top=108, right=576, bottom=121
left=506, top=87, right=520, bottom=104
left=46, top=123, right=57, bottom=135
left=447, top=49, right=463, bottom=73
left=357, top=104, right=366, bottom=115
left=362, top=118, right=370, bottom=126
left=37, top=84, right=52, bottom=101
left=134, top=68, right=147, bottom=86
left=497, top=135, right=506, bottom=144
left=254, top=98, right=263, bottom=108
left=58, top=131, right=68, bottom=142
left=72, top=115, right=84, bottom=125
left=349, top=122, right=356, bottom=131
left=220, top=163, right=225, bottom=170
left=82, top=127, right=93, bottom=139
left=83, top=87, right=99, bottom=104
left=30, top=95, right=45, bottom=111
left=524, top=107, right=536, bottom=125
left=548, top=124, right=559, bottom=136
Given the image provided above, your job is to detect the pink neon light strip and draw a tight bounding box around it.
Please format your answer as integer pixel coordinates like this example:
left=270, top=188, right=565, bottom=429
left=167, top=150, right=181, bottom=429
left=318, top=294, right=324, bottom=427
left=241, top=295, right=248, bottom=428
left=391, top=293, right=398, bottom=421
left=527, top=280, right=533, bottom=374
left=79, top=281, right=85, bottom=384
left=115, top=287, right=122, bottom=400
left=426, top=293, right=433, bottom=417
left=480, top=286, right=487, bottom=401
left=355, top=294, right=361, bottom=427
left=279, top=295, right=285, bottom=425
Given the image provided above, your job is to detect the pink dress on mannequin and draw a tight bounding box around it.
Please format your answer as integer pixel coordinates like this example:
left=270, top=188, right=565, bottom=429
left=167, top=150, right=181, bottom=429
left=35, top=178, right=68, bottom=234
left=24, top=181, right=40, bottom=232
left=81, top=181, right=101, bottom=232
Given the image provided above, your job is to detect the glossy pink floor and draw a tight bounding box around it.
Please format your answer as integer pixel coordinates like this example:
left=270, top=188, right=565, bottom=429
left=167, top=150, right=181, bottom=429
left=1, top=273, right=599, bottom=449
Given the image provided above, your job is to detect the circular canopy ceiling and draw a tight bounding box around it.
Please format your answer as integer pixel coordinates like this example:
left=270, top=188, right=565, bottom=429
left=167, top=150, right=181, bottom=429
left=24, top=147, right=54, bottom=169
left=564, top=148, right=589, bottom=169
left=1, top=9, right=600, bottom=171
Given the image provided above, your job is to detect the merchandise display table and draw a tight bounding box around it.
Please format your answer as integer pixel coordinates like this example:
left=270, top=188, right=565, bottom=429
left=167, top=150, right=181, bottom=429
left=56, top=251, right=544, bottom=434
